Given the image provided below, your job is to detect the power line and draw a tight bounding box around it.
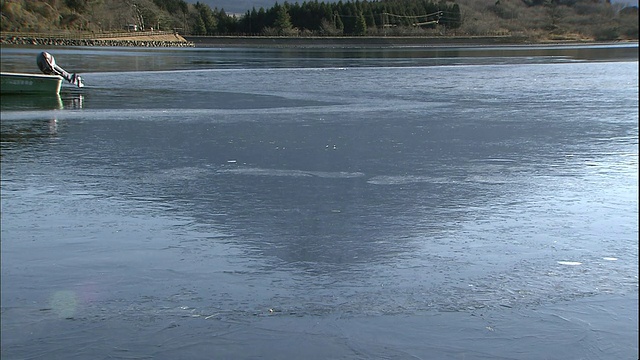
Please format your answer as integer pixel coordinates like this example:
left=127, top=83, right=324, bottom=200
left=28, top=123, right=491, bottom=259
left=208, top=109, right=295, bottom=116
left=380, top=11, right=442, bottom=27
left=382, top=11, right=442, bottom=19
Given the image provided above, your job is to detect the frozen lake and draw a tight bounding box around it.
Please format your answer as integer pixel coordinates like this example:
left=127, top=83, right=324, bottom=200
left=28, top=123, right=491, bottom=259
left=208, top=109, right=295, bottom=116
left=1, top=44, right=638, bottom=359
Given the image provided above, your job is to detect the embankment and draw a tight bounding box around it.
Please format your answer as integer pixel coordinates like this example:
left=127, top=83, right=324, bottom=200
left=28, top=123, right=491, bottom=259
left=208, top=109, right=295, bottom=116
left=0, top=32, right=195, bottom=47
left=1, top=32, right=629, bottom=48
left=183, top=35, right=538, bottom=48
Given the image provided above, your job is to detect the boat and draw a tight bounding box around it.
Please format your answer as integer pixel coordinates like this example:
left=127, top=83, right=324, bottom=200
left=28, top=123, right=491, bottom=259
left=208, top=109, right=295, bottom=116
left=1, top=72, right=63, bottom=95
left=1, top=51, right=84, bottom=95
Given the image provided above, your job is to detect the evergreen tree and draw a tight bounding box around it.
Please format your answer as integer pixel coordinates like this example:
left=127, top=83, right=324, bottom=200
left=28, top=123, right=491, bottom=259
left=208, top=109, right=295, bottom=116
left=366, top=9, right=376, bottom=28
left=214, top=9, right=237, bottom=34
left=342, top=3, right=355, bottom=34
left=195, top=2, right=217, bottom=34
left=354, top=12, right=367, bottom=35
left=335, top=12, right=344, bottom=31
left=191, top=11, right=206, bottom=34
left=274, top=5, right=293, bottom=34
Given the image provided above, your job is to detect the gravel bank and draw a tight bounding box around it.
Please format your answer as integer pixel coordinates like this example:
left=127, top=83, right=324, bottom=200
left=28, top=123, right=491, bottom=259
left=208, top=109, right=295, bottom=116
left=0, top=34, right=194, bottom=47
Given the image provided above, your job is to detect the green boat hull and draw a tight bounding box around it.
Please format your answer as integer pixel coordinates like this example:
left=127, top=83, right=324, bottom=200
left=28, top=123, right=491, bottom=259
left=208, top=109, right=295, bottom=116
left=1, top=72, right=63, bottom=95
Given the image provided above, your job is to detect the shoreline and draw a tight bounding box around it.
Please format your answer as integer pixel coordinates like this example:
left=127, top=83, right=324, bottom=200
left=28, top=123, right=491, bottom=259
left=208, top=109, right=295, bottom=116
left=184, top=35, right=637, bottom=48
left=0, top=32, right=195, bottom=48
left=1, top=32, right=637, bottom=49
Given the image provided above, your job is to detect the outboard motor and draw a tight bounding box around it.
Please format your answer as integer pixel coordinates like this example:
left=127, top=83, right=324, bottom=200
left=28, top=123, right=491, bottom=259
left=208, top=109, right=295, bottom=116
left=37, top=51, right=84, bottom=88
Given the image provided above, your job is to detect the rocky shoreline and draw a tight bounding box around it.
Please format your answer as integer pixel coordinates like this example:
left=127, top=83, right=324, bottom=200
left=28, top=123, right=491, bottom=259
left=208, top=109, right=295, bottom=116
left=0, top=35, right=195, bottom=48
left=3, top=33, right=528, bottom=49
left=1, top=33, right=635, bottom=49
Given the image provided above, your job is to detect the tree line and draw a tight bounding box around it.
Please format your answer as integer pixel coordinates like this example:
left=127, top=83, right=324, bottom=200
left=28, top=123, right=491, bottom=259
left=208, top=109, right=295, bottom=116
left=0, top=0, right=460, bottom=36
left=192, top=0, right=462, bottom=36
left=1, top=0, right=636, bottom=40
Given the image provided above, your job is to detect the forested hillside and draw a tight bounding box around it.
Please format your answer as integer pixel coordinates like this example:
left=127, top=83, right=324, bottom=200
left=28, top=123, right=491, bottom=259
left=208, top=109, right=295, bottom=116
left=0, top=0, right=637, bottom=41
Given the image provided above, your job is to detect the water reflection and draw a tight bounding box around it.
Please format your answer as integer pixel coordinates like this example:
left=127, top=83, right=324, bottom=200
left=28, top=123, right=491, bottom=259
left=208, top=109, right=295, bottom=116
left=61, top=93, right=84, bottom=110
left=0, top=92, right=84, bottom=111
left=1, top=44, right=637, bottom=74
left=0, top=94, right=62, bottom=111
left=0, top=118, right=59, bottom=145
